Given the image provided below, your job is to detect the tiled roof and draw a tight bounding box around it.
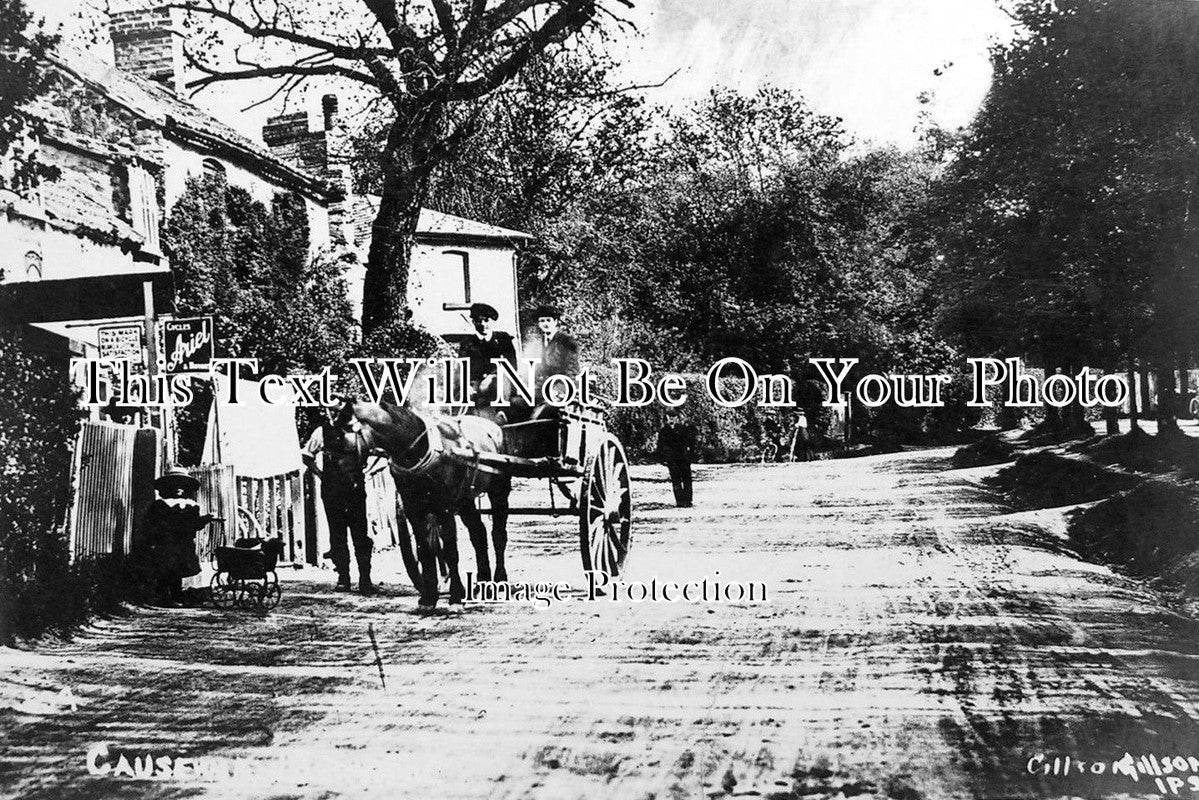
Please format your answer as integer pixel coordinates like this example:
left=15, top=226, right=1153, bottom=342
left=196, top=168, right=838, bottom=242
left=43, top=46, right=333, bottom=199
left=349, top=194, right=532, bottom=248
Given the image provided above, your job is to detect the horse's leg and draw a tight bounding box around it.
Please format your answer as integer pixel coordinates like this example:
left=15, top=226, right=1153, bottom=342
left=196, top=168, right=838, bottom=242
left=411, top=505, right=441, bottom=608
left=440, top=510, right=466, bottom=604
left=458, top=499, right=492, bottom=583
left=489, top=475, right=511, bottom=583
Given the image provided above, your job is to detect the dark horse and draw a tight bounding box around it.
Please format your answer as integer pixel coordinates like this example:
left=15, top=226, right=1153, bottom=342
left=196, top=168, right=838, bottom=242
left=353, top=400, right=511, bottom=607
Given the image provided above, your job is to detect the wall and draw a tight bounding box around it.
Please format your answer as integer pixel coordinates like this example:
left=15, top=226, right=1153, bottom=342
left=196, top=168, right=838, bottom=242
left=407, top=242, right=521, bottom=341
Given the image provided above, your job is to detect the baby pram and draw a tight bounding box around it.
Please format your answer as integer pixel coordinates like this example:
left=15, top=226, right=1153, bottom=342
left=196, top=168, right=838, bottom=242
left=210, top=537, right=284, bottom=610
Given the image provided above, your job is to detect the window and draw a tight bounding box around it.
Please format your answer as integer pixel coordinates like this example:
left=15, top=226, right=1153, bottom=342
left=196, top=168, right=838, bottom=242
left=202, top=158, right=227, bottom=180
left=127, top=164, right=160, bottom=251
left=24, top=250, right=42, bottom=280
left=444, top=250, right=470, bottom=303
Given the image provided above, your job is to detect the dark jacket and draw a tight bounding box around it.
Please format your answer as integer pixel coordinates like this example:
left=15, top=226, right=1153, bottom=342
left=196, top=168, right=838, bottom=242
left=532, top=331, right=580, bottom=381
left=460, top=332, right=518, bottom=386
left=656, top=421, right=696, bottom=463
left=146, top=497, right=207, bottom=579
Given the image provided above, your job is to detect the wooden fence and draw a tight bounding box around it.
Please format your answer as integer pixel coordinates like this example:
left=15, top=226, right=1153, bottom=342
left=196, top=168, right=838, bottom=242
left=235, top=470, right=305, bottom=564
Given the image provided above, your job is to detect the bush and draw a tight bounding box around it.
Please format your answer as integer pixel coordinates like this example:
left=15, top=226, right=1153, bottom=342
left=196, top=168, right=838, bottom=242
left=0, top=326, right=127, bottom=644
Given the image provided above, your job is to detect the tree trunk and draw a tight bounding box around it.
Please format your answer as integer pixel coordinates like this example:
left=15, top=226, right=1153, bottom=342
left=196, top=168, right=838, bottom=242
left=1127, top=361, right=1139, bottom=431
left=1156, top=364, right=1178, bottom=434
left=361, top=107, right=444, bottom=336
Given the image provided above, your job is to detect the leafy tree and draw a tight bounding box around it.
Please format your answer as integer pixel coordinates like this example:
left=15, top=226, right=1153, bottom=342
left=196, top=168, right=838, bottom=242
left=172, top=0, right=635, bottom=334
left=163, top=176, right=357, bottom=462
left=163, top=174, right=356, bottom=375
left=0, top=0, right=59, bottom=193
left=930, top=0, right=1199, bottom=430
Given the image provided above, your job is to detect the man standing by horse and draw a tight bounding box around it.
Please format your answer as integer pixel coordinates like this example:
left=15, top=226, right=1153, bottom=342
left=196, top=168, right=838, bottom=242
left=302, top=399, right=376, bottom=594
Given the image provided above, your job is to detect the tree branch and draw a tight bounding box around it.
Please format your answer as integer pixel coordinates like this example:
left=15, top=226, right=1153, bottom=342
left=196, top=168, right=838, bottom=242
left=451, top=0, right=598, bottom=101
left=170, top=1, right=393, bottom=59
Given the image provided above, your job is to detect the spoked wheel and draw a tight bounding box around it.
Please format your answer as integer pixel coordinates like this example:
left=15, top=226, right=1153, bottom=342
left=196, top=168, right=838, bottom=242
left=579, top=435, right=632, bottom=577
left=260, top=575, right=281, bottom=610
left=210, top=572, right=235, bottom=609
left=232, top=579, right=256, bottom=609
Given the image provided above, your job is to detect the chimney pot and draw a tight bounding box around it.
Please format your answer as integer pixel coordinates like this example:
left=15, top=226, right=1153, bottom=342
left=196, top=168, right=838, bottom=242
left=322, top=94, right=339, bottom=131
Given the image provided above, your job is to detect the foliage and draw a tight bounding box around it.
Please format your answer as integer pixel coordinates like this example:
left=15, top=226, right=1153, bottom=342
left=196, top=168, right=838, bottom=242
left=0, top=0, right=60, bottom=193
left=930, top=0, right=1199, bottom=380
left=163, top=175, right=357, bottom=461
left=163, top=174, right=357, bottom=375
left=175, top=0, right=633, bottom=332
left=0, top=327, right=119, bottom=644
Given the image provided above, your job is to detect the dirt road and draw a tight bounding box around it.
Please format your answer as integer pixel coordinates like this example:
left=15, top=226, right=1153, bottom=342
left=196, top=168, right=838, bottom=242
left=3, top=448, right=1199, bottom=800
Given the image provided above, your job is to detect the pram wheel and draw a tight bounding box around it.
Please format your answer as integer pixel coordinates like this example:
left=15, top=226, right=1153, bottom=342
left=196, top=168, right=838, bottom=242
left=260, top=576, right=281, bottom=609
left=210, top=573, right=236, bottom=609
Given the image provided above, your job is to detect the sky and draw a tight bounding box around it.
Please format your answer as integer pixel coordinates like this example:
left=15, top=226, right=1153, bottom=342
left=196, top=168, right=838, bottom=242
left=30, top=0, right=1014, bottom=148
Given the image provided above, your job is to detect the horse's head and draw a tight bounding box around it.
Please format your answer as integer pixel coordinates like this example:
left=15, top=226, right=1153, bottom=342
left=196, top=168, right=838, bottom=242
left=352, top=400, right=426, bottom=460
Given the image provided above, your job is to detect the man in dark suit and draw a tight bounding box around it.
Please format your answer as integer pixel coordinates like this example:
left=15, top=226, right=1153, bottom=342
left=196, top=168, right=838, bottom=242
left=529, top=304, right=579, bottom=399
left=655, top=408, right=695, bottom=508
left=459, top=302, right=517, bottom=406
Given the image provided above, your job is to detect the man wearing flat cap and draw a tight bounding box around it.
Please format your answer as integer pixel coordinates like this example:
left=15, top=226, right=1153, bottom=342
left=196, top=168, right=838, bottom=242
left=529, top=303, right=580, bottom=393
left=459, top=302, right=518, bottom=405
left=302, top=399, right=375, bottom=594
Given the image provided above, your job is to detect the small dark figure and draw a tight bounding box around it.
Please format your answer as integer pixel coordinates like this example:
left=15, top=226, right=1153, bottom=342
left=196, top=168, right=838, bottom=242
left=789, top=412, right=815, bottom=462
left=656, top=409, right=695, bottom=508
left=302, top=399, right=375, bottom=594
left=146, top=467, right=212, bottom=606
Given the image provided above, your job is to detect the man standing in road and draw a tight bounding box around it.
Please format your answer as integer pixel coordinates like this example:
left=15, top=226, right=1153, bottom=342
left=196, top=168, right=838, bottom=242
left=302, top=399, right=376, bottom=594
left=656, top=408, right=695, bottom=508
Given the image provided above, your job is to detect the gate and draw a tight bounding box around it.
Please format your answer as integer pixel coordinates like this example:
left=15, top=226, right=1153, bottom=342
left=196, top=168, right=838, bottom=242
left=236, top=470, right=305, bottom=564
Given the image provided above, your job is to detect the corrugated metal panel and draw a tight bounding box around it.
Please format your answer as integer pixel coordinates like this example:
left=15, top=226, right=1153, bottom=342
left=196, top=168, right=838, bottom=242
left=69, top=421, right=149, bottom=557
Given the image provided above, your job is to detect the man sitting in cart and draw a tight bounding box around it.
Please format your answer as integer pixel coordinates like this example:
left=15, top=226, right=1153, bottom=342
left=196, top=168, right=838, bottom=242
left=459, top=302, right=518, bottom=409
left=302, top=399, right=377, bottom=595
left=527, top=303, right=580, bottom=395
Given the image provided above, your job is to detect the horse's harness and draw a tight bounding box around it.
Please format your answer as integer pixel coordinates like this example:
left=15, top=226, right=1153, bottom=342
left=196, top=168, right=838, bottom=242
left=368, top=414, right=496, bottom=503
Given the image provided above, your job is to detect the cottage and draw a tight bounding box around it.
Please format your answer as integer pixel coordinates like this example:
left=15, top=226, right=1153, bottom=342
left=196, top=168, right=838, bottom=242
left=1, top=2, right=529, bottom=355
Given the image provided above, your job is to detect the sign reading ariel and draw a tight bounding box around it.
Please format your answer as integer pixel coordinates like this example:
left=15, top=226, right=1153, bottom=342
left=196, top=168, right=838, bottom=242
left=160, top=317, right=214, bottom=374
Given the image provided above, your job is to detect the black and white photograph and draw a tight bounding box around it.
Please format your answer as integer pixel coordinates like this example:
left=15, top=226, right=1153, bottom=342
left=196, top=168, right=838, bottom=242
left=2, top=0, right=1199, bottom=797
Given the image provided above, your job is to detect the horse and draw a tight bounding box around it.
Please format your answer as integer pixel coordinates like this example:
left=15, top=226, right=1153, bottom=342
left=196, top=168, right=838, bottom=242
left=352, top=399, right=512, bottom=608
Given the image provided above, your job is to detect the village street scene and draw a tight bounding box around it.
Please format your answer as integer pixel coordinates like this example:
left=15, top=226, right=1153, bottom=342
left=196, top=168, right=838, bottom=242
left=3, top=0, right=1199, bottom=798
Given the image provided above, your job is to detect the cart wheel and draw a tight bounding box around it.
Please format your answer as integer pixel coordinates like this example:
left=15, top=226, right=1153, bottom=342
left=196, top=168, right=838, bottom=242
left=210, top=573, right=235, bottom=609
left=261, top=576, right=281, bottom=610
left=579, top=435, right=632, bottom=577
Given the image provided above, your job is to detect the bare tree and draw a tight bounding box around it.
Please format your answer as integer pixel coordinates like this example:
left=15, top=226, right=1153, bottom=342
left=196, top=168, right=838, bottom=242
left=172, top=0, right=633, bottom=333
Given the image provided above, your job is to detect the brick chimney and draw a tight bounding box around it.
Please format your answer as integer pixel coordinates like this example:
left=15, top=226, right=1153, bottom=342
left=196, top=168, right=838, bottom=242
left=110, top=6, right=186, bottom=95
left=263, top=95, right=352, bottom=244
